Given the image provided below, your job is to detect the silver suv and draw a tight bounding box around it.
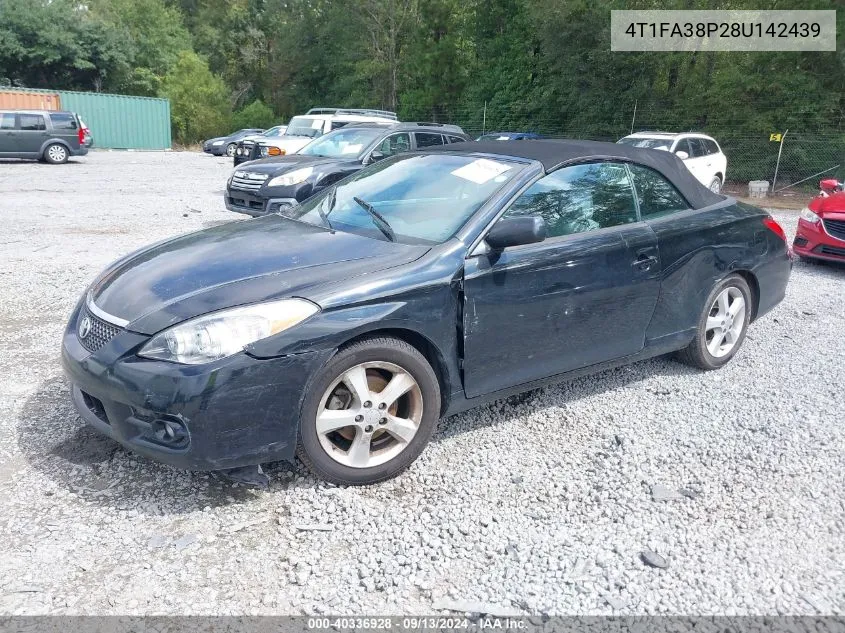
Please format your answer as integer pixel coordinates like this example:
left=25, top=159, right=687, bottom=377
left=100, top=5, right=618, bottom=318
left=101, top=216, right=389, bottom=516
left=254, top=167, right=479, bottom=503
left=0, top=110, right=93, bottom=164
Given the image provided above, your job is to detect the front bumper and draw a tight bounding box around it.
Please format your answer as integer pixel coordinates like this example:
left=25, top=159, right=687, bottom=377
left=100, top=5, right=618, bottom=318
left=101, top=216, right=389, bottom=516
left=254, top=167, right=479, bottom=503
left=61, top=302, right=334, bottom=471
left=224, top=184, right=307, bottom=217
left=793, top=218, right=845, bottom=262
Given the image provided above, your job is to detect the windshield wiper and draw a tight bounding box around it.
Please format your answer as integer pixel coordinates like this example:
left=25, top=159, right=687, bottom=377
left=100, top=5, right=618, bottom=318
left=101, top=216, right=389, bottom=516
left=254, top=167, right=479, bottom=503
left=353, top=196, right=395, bottom=242
left=317, top=188, right=335, bottom=232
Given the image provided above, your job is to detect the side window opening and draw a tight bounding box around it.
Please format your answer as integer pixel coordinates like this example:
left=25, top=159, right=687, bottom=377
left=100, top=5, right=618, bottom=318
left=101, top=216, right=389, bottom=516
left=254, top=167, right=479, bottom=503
left=19, top=114, right=46, bottom=131
left=49, top=112, right=77, bottom=130
left=687, top=138, right=707, bottom=158
left=675, top=138, right=693, bottom=157
left=628, top=163, right=691, bottom=219
left=415, top=132, right=444, bottom=148
left=377, top=133, right=411, bottom=157
left=502, top=162, right=638, bottom=239
left=0, top=113, right=15, bottom=130
left=447, top=135, right=466, bottom=144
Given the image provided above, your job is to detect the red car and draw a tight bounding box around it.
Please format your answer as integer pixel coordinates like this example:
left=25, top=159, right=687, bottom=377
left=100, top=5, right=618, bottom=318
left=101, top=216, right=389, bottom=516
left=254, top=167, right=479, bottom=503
left=793, top=179, right=845, bottom=263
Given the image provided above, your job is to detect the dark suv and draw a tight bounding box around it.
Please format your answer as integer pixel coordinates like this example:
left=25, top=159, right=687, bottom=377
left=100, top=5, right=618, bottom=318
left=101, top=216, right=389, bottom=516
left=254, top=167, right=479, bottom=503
left=0, top=110, right=92, bottom=163
left=225, top=122, right=470, bottom=216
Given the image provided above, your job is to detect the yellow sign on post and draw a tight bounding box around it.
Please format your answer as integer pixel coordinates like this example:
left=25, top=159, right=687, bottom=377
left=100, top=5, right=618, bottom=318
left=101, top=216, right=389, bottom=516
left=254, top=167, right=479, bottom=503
left=770, top=133, right=782, bottom=142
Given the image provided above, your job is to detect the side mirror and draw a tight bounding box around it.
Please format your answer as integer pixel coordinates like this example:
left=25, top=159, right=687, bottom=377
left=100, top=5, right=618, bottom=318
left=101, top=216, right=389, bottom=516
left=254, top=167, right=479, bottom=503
left=675, top=150, right=689, bottom=160
left=486, top=216, right=546, bottom=250
left=369, top=150, right=385, bottom=163
left=820, top=178, right=840, bottom=192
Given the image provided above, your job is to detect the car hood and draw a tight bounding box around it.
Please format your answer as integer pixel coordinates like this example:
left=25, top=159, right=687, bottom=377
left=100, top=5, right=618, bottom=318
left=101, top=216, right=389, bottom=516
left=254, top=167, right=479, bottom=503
left=90, top=216, right=428, bottom=335
left=810, top=192, right=845, bottom=218
left=237, top=155, right=359, bottom=177
left=260, top=137, right=312, bottom=153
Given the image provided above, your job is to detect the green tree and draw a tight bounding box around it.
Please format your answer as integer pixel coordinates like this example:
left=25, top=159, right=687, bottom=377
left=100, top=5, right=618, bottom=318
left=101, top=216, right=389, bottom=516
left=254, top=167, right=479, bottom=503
left=232, top=99, right=277, bottom=129
left=88, top=0, right=192, bottom=95
left=160, top=50, right=231, bottom=144
left=0, top=0, right=131, bottom=90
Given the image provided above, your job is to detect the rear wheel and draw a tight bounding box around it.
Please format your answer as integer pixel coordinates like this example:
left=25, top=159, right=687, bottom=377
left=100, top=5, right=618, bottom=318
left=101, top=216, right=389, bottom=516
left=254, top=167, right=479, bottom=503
left=296, top=336, right=441, bottom=485
left=677, top=274, right=752, bottom=370
left=44, top=143, right=69, bottom=164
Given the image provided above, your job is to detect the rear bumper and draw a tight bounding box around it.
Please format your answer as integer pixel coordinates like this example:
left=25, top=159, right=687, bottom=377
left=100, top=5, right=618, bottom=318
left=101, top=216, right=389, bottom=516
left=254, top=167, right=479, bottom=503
left=793, top=219, right=845, bottom=262
left=754, top=246, right=792, bottom=321
left=70, top=146, right=89, bottom=157
left=61, top=302, right=334, bottom=471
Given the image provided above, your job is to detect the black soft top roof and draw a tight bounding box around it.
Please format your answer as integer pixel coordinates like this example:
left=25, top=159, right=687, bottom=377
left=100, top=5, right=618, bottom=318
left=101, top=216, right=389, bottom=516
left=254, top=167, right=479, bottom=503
left=425, top=139, right=724, bottom=209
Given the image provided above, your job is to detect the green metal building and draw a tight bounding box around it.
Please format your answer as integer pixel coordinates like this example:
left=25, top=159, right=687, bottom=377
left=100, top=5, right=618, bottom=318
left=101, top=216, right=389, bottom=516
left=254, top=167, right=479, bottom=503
left=0, top=88, right=172, bottom=150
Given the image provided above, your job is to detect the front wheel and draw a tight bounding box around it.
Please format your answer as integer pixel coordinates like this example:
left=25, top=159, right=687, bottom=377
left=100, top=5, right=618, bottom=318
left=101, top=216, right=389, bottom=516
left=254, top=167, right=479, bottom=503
left=709, top=177, right=722, bottom=193
left=296, top=336, right=441, bottom=485
left=677, top=274, right=752, bottom=370
left=44, top=143, right=69, bottom=164
left=225, top=143, right=237, bottom=157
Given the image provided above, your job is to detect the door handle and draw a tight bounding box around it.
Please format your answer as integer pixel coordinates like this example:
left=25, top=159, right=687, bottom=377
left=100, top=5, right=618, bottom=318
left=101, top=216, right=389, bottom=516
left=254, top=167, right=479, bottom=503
left=633, top=253, right=658, bottom=270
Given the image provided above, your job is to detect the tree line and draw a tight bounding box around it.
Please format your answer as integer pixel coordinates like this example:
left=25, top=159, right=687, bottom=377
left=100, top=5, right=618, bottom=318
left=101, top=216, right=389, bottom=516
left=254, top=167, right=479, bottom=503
left=1, top=0, right=843, bottom=147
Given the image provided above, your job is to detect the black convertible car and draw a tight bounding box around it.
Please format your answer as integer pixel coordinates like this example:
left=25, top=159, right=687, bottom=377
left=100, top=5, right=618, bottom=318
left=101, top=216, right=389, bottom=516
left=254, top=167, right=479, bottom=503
left=225, top=122, right=470, bottom=216
left=62, top=140, right=791, bottom=486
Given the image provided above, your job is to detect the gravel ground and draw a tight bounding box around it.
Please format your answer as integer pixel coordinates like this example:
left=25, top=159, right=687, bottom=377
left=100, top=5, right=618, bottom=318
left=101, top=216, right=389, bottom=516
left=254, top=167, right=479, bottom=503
left=0, top=151, right=843, bottom=617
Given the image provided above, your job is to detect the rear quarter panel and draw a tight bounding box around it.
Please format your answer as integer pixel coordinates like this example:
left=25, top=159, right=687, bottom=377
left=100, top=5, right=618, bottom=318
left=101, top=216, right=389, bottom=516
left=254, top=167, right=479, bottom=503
left=644, top=200, right=784, bottom=343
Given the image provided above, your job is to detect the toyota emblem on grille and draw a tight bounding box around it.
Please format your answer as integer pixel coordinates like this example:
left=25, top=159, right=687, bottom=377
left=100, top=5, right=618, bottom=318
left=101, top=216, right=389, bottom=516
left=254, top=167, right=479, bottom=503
left=78, top=316, right=92, bottom=340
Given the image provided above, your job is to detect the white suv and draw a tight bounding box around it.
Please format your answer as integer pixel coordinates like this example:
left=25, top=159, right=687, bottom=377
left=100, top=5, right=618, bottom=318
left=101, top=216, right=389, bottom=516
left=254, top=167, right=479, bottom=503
left=617, top=132, right=727, bottom=193
left=256, top=108, right=398, bottom=158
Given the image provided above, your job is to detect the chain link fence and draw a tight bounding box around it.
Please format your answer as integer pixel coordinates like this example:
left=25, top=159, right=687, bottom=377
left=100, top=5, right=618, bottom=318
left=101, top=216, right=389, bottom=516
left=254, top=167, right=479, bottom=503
left=397, top=100, right=845, bottom=198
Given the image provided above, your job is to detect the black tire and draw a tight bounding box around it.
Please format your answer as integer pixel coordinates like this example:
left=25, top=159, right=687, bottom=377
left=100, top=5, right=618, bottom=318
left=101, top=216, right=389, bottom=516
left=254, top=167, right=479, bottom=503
left=43, top=143, right=69, bottom=164
left=296, top=336, right=441, bottom=485
left=677, top=274, right=752, bottom=370
left=225, top=143, right=237, bottom=157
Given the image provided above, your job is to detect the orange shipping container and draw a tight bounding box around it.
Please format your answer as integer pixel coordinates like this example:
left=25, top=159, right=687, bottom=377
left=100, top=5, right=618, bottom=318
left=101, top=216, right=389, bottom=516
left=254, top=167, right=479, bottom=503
left=0, top=90, right=62, bottom=110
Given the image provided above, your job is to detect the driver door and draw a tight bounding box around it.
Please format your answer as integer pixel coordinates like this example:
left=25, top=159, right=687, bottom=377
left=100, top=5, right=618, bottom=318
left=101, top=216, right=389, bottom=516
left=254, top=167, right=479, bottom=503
left=461, top=161, right=661, bottom=398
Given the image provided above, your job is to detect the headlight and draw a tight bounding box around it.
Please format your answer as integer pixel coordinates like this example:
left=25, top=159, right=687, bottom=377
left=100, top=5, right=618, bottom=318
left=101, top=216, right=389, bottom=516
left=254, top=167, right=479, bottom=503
left=799, top=207, right=821, bottom=224
left=138, top=298, right=319, bottom=364
left=212, top=140, right=224, bottom=146
left=267, top=167, right=314, bottom=187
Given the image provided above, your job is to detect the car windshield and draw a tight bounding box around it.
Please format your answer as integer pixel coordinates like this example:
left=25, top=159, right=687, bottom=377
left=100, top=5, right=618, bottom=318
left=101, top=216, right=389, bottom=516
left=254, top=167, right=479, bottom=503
left=285, top=117, right=323, bottom=138
left=299, top=128, right=385, bottom=158
left=617, top=137, right=673, bottom=150
left=284, top=153, right=525, bottom=245
left=261, top=126, right=283, bottom=137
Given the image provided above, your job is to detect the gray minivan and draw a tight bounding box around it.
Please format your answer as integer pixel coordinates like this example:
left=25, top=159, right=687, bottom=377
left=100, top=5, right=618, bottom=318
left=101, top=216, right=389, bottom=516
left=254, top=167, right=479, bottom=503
left=0, top=110, right=92, bottom=164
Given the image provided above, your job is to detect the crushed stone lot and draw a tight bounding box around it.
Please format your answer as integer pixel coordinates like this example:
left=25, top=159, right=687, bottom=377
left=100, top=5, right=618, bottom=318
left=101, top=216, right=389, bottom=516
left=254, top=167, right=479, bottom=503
left=0, top=151, right=843, bottom=616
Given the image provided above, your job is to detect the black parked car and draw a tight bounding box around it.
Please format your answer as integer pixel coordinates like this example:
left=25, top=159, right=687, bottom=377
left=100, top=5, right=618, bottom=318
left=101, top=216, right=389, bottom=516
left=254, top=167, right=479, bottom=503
left=202, top=128, right=264, bottom=157
left=225, top=122, right=470, bottom=216
left=0, top=110, right=92, bottom=163
left=62, top=140, right=791, bottom=486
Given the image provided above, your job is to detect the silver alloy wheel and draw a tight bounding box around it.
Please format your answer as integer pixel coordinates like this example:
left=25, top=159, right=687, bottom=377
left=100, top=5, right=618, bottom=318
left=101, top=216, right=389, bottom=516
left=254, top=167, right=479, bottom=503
left=226, top=143, right=237, bottom=157
left=316, top=361, right=423, bottom=468
left=705, top=287, right=746, bottom=358
left=47, top=145, right=67, bottom=162
left=709, top=178, right=721, bottom=193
